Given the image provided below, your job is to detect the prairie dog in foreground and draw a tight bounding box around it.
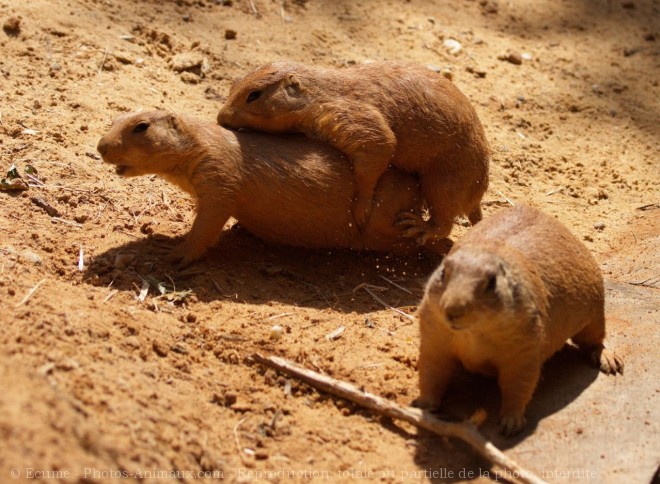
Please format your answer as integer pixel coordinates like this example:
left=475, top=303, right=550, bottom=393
left=415, top=204, right=624, bottom=435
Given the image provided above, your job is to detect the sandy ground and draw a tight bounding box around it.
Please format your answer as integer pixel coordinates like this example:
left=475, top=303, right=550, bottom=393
left=0, top=0, right=658, bottom=483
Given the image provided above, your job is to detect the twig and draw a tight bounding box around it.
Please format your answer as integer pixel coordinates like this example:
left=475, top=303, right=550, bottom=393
left=247, top=0, right=260, bottom=17
left=267, top=312, right=294, bottom=320
left=379, top=275, right=413, bottom=294
left=495, top=190, right=515, bottom=207
left=16, top=279, right=46, bottom=307
left=545, top=186, right=564, bottom=196
left=636, top=203, right=659, bottom=211
left=103, top=289, right=118, bottom=303
left=627, top=276, right=660, bottom=288
left=98, top=46, right=109, bottom=74
left=253, top=354, right=547, bottom=484
left=233, top=417, right=250, bottom=464
left=355, top=283, right=414, bottom=321
left=51, top=217, right=83, bottom=228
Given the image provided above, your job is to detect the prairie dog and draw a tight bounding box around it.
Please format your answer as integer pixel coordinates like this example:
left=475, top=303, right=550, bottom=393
left=96, top=110, right=439, bottom=267
left=415, top=204, right=624, bottom=435
left=217, top=61, right=490, bottom=239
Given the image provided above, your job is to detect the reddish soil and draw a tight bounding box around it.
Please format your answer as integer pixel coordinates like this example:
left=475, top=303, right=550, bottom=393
left=0, top=1, right=658, bottom=483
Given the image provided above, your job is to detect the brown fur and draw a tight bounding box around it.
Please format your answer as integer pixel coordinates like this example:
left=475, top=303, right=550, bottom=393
left=217, top=61, right=490, bottom=239
left=414, top=204, right=624, bottom=435
left=96, top=110, right=442, bottom=267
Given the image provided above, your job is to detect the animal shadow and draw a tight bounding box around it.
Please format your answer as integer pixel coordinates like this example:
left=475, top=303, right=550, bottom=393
left=412, top=344, right=600, bottom=481
left=83, top=224, right=441, bottom=313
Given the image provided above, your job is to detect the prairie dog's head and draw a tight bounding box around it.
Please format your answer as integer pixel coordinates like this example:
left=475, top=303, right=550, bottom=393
left=218, top=62, right=309, bottom=132
left=97, top=110, right=188, bottom=177
left=419, top=248, right=516, bottom=331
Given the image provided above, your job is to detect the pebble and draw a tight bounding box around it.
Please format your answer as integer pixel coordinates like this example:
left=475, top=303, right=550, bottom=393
left=499, top=52, right=523, bottom=65
left=465, top=66, right=486, bottom=78
left=169, top=52, right=204, bottom=73
left=269, top=325, right=284, bottom=341
left=594, top=221, right=606, bottom=230
left=124, top=336, right=141, bottom=349
left=3, top=16, right=21, bottom=36
left=152, top=340, right=169, bottom=357
left=225, top=29, right=237, bottom=40
left=443, top=38, right=462, bottom=55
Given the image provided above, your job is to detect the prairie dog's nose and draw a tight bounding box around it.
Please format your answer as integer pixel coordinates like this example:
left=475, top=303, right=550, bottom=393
left=217, top=108, right=233, bottom=128
left=444, top=303, right=466, bottom=322
left=97, top=137, right=109, bottom=157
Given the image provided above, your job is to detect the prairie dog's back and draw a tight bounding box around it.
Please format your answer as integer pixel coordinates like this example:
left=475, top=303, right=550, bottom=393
left=228, top=131, right=422, bottom=251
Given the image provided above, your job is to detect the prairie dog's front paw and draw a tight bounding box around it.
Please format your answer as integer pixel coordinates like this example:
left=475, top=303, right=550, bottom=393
left=592, top=347, right=624, bottom=375
left=498, top=413, right=526, bottom=437
left=166, top=242, right=203, bottom=269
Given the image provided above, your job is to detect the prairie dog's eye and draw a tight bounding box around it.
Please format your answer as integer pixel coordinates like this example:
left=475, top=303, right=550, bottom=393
left=437, top=266, right=445, bottom=284
left=485, top=273, right=497, bottom=292
left=133, top=122, right=149, bottom=134
left=246, top=90, right=262, bottom=103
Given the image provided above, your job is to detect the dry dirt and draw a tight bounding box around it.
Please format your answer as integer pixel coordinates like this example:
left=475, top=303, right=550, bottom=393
left=0, top=0, right=658, bottom=483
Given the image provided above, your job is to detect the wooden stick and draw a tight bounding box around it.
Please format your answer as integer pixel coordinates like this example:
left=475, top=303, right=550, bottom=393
left=15, top=279, right=46, bottom=307
left=354, top=283, right=415, bottom=321
left=253, top=353, right=547, bottom=484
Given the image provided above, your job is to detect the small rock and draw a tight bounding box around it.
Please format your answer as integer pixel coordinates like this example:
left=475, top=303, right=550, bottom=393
left=186, top=312, right=197, bottom=323
left=440, top=69, right=453, bottom=80
left=124, top=336, right=141, bottom=349
left=254, top=451, right=269, bottom=461
left=23, top=250, right=43, bottom=264
left=57, top=358, right=80, bottom=371
left=480, top=0, right=498, bottom=14
left=180, top=71, right=200, bottom=84
left=152, top=340, right=169, bottom=357
left=443, top=38, right=462, bottom=55
left=225, top=29, right=237, bottom=40
left=594, top=221, right=606, bottom=230
left=499, top=52, right=523, bottom=65
left=182, top=14, right=191, bottom=22
left=621, top=1, right=635, bottom=9
left=465, top=66, right=486, bottom=78
left=37, top=362, right=56, bottom=376
left=113, top=52, right=134, bottom=64
left=623, top=46, right=642, bottom=57
left=269, top=325, right=284, bottom=341
left=212, top=392, right=237, bottom=407
left=169, top=52, right=204, bottom=73
left=171, top=342, right=189, bottom=354
left=3, top=16, right=21, bottom=36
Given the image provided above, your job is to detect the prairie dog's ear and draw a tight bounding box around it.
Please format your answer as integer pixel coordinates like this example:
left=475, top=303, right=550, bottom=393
left=167, top=114, right=179, bottom=131
left=496, top=260, right=514, bottom=302
left=283, top=74, right=303, bottom=95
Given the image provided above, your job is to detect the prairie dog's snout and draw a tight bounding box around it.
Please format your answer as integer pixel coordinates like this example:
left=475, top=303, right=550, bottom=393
left=427, top=252, right=507, bottom=328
